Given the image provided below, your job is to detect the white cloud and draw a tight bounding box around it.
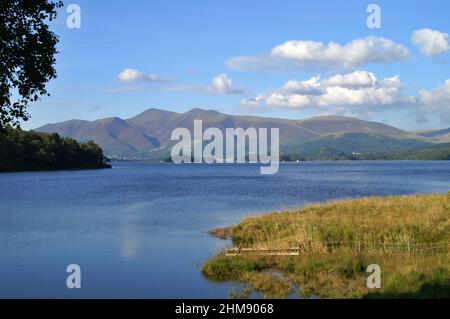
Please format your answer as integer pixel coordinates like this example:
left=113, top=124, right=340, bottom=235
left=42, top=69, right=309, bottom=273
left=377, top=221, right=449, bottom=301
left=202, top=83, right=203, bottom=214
left=241, top=71, right=413, bottom=113
left=417, top=79, right=450, bottom=123
left=228, top=36, right=409, bottom=71
left=282, top=76, right=324, bottom=95
left=241, top=94, right=265, bottom=108
left=115, top=68, right=176, bottom=83
left=321, top=71, right=377, bottom=88
left=161, top=74, right=245, bottom=95
left=241, top=72, right=450, bottom=124
left=412, top=28, right=450, bottom=57
left=208, top=74, right=245, bottom=94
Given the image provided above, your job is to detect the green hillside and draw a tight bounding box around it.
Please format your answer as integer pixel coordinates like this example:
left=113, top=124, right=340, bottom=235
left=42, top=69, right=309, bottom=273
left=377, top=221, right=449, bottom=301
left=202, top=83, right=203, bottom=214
left=284, top=132, right=431, bottom=154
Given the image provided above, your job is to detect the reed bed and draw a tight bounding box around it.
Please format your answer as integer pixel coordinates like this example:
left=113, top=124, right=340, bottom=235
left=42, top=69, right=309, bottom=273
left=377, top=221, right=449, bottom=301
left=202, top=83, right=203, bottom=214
left=203, top=193, right=450, bottom=298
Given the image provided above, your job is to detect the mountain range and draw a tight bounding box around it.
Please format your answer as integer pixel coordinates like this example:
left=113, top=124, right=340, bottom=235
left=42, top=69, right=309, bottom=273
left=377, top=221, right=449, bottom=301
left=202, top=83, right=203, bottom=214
left=36, top=108, right=450, bottom=160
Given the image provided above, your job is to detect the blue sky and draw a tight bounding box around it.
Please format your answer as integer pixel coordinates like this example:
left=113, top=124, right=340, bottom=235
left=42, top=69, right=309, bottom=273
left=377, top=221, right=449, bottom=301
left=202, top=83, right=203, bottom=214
left=24, top=0, right=450, bottom=131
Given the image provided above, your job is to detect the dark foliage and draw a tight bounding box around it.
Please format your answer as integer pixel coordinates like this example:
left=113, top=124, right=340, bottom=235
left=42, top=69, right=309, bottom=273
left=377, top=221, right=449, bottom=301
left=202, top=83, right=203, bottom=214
left=281, top=144, right=450, bottom=161
left=0, top=127, right=111, bottom=172
left=0, top=0, right=63, bottom=128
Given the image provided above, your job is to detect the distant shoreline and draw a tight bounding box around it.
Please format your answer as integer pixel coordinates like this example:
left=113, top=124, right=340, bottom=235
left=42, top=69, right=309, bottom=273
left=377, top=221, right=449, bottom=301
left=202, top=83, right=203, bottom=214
left=3, top=159, right=448, bottom=173
left=106, top=158, right=449, bottom=163
left=0, top=163, right=111, bottom=173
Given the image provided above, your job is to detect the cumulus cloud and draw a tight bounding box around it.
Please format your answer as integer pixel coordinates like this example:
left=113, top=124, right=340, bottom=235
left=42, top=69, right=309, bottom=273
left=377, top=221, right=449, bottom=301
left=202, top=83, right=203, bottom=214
left=321, top=71, right=377, bottom=88
left=412, top=28, right=450, bottom=56
left=162, top=74, right=245, bottom=95
left=417, top=79, right=450, bottom=123
left=240, top=71, right=413, bottom=113
left=241, top=71, right=450, bottom=124
left=208, top=74, right=245, bottom=94
left=115, top=68, right=176, bottom=83
left=241, top=94, right=265, bottom=108
left=282, top=76, right=324, bottom=95
left=227, top=36, right=409, bottom=71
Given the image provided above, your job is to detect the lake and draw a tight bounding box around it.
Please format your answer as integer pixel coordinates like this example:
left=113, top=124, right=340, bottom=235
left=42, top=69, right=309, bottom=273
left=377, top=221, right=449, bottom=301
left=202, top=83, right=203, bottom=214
left=0, top=161, right=449, bottom=298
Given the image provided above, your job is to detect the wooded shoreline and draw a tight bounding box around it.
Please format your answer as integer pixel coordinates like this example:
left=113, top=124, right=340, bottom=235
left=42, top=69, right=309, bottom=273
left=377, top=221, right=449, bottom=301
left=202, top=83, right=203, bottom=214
left=0, top=127, right=111, bottom=173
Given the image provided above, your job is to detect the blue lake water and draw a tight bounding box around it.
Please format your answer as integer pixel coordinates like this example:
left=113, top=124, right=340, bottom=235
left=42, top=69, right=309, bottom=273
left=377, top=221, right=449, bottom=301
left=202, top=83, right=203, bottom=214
left=0, top=161, right=449, bottom=298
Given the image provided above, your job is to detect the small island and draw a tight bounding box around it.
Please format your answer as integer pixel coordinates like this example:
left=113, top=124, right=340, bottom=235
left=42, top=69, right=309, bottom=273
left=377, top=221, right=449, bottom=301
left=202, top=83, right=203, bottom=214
left=0, top=127, right=111, bottom=172
left=203, top=193, right=450, bottom=299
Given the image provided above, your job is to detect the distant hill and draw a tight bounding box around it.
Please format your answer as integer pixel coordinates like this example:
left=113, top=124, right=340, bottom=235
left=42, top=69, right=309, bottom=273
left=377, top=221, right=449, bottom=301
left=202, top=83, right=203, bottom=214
left=36, top=108, right=447, bottom=160
left=124, top=108, right=319, bottom=147
left=285, top=132, right=431, bottom=154
left=415, top=128, right=450, bottom=143
left=298, top=115, right=407, bottom=136
left=38, top=117, right=160, bottom=158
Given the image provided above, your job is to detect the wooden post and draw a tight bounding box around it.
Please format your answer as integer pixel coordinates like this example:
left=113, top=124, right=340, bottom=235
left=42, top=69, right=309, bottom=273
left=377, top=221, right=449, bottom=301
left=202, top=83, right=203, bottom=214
left=407, top=240, right=411, bottom=257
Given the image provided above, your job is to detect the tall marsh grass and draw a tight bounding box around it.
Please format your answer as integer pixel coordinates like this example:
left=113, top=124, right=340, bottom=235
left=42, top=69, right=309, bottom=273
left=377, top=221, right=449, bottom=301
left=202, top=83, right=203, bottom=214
left=203, top=193, right=450, bottom=298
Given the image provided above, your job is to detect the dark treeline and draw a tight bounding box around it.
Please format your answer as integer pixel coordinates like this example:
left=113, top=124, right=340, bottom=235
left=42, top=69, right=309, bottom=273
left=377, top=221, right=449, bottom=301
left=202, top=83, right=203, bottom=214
left=355, top=144, right=450, bottom=161
left=0, top=127, right=111, bottom=172
left=281, top=144, right=450, bottom=161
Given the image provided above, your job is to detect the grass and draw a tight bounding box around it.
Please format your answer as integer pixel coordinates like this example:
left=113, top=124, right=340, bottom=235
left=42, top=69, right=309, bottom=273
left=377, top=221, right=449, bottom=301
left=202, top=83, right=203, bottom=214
left=202, top=193, right=450, bottom=298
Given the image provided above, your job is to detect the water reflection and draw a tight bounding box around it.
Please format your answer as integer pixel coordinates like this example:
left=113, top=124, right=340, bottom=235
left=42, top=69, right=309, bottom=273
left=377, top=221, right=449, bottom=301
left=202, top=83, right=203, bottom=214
left=0, top=161, right=449, bottom=297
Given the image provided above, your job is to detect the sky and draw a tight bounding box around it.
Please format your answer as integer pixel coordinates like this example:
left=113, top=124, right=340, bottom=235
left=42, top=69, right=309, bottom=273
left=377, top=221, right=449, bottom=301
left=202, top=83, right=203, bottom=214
left=23, top=0, right=450, bottom=131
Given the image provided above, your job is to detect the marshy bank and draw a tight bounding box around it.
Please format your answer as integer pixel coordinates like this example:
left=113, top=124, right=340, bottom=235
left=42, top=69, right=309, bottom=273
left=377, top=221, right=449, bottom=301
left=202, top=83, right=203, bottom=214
left=202, top=193, right=450, bottom=298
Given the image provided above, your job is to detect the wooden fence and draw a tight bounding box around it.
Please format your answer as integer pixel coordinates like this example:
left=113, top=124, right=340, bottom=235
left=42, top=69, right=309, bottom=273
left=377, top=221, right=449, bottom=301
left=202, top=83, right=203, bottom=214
left=224, top=241, right=450, bottom=256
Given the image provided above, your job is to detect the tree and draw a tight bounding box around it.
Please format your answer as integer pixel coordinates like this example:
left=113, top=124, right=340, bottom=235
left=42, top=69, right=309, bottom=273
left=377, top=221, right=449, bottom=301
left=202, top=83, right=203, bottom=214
left=0, top=0, right=63, bottom=129
left=0, top=127, right=111, bottom=171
